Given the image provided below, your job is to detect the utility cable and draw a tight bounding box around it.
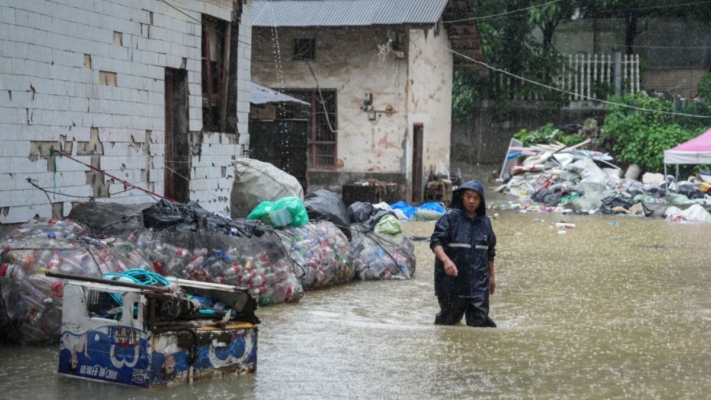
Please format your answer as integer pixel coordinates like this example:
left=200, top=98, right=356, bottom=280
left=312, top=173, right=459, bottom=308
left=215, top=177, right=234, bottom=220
left=605, top=0, right=711, bottom=13
left=445, top=0, right=563, bottom=24
left=306, top=60, right=338, bottom=134
left=438, top=43, right=711, bottom=119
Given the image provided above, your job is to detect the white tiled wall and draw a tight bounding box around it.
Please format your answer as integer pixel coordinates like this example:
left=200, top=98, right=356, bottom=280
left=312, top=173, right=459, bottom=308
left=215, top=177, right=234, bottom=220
left=0, top=0, right=252, bottom=223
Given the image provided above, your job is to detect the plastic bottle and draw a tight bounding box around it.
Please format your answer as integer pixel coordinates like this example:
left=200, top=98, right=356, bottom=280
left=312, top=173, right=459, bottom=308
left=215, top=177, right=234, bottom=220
left=71, top=248, right=92, bottom=268
left=183, top=256, right=205, bottom=279
left=57, top=257, right=84, bottom=275
left=162, top=244, right=190, bottom=260
left=214, top=249, right=232, bottom=262
left=555, top=223, right=576, bottom=229
left=221, top=264, right=242, bottom=285
left=193, top=248, right=208, bottom=258
left=0, top=263, right=24, bottom=280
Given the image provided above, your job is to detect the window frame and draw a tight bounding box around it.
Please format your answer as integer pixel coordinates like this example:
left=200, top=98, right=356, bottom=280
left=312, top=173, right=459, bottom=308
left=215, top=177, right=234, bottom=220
left=201, top=15, right=228, bottom=132
left=280, top=89, right=338, bottom=170
left=292, top=38, right=316, bottom=61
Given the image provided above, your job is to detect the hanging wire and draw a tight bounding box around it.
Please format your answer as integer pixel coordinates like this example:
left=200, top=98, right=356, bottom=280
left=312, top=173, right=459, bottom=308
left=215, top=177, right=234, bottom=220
left=445, top=0, right=564, bottom=24
left=439, top=43, right=711, bottom=119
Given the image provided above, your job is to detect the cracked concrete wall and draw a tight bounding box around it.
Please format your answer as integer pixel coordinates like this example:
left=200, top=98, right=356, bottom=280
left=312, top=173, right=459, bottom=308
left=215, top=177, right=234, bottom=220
left=0, top=0, right=252, bottom=223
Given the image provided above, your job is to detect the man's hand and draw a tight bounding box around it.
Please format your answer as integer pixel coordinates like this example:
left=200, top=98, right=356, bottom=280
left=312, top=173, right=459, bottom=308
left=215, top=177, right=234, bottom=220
left=444, top=258, right=458, bottom=277
left=489, top=275, right=496, bottom=295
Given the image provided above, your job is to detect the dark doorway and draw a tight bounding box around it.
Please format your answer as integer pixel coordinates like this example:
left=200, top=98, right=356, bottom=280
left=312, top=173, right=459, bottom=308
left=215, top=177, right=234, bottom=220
left=164, top=68, right=190, bottom=203
left=412, top=124, right=424, bottom=203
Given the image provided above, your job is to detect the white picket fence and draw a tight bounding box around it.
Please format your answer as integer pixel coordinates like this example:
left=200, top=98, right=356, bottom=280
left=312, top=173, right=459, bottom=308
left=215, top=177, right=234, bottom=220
left=559, top=53, right=640, bottom=100
left=498, top=53, right=641, bottom=101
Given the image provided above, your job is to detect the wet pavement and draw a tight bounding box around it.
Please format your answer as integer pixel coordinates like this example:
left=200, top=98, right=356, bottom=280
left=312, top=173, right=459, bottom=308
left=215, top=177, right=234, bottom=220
left=2, top=211, right=711, bottom=399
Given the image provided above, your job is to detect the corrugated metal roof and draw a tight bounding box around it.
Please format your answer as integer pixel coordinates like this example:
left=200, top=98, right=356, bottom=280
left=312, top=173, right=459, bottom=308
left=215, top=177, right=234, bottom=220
left=250, top=82, right=310, bottom=105
left=253, top=0, right=449, bottom=27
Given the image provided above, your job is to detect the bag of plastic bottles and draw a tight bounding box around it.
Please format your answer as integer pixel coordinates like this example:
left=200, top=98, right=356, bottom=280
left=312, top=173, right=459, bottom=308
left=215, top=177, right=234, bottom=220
left=277, top=221, right=355, bottom=291
left=0, top=218, right=152, bottom=344
left=130, top=228, right=304, bottom=307
left=69, top=200, right=305, bottom=307
left=350, top=222, right=416, bottom=281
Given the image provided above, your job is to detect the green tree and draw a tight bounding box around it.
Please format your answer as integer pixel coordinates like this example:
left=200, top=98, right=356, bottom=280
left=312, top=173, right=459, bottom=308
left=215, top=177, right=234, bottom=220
left=585, top=0, right=711, bottom=55
left=528, top=0, right=581, bottom=49
left=598, top=93, right=711, bottom=172
left=452, top=0, right=570, bottom=117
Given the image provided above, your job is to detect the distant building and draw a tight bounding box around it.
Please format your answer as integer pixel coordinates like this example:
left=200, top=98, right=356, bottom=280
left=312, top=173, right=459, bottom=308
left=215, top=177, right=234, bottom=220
left=0, top=0, right=253, bottom=224
left=250, top=0, right=484, bottom=202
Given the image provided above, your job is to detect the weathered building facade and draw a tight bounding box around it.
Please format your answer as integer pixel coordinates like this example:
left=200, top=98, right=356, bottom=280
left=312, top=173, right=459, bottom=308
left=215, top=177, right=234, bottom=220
left=250, top=0, right=483, bottom=202
left=0, top=0, right=252, bottom=224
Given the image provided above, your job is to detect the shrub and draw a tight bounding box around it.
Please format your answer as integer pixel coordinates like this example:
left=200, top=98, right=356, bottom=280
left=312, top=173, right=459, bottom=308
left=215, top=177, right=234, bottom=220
left=699, top=72, right=711, bottom=101
left=598, top=94, right=708, bottom=173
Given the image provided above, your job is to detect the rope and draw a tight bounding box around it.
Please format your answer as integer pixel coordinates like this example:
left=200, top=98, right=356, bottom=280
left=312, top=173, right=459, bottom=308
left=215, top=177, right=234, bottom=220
left=50, top=149, right=179, bottom=203
left=102, top=269, right=171, bottom=307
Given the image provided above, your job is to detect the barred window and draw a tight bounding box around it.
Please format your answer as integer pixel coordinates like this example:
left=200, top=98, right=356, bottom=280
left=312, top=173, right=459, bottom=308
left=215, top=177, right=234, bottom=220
left=281, top=90, right=337, bottom=168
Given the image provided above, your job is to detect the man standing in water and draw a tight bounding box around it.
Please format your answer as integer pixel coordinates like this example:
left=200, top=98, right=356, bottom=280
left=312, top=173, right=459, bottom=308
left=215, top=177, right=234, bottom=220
left=430, top=180, right=497, bottom=327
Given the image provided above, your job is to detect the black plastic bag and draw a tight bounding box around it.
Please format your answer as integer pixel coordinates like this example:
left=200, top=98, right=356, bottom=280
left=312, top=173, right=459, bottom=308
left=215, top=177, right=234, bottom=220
left=303, top=190, right=351, bottom=240
left=676, top=185, right=706, bottom=200
left=68, top=201, right=151, bottom=237
left=601, top=195, right=635, bottom=210
left=142, top=200, right=266, bottom=238
left=348, top=201, right=374, bottom=224
left=533, top=189, right=561, bottom=207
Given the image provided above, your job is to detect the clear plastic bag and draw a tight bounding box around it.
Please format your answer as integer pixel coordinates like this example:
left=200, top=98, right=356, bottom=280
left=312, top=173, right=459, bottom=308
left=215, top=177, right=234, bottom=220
left=0, top=218, right=148, bottom=344
left=350, top=224, right=416, bottom=281
left=69, top=201, right=305, bottom=307
left=130, top=229, right=304, bottom=307
left=277, top=222, right=355, bottom=290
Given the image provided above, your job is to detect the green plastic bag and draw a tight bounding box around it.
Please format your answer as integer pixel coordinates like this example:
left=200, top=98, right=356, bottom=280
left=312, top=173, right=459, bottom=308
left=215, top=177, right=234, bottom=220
left=247, top=196, right=309, bottom=227
left=373, top=215, right=405, bottom=245
left=374, top=214, right=402, bottom=235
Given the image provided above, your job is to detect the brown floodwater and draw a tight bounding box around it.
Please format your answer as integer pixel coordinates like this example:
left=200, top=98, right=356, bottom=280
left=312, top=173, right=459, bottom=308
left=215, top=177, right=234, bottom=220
left=1, top=211, right=711, bottom=399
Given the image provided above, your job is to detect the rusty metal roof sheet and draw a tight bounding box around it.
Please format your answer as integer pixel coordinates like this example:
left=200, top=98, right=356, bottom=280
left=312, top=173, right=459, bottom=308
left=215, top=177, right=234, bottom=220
left=253, top=0, right=449, bottom=27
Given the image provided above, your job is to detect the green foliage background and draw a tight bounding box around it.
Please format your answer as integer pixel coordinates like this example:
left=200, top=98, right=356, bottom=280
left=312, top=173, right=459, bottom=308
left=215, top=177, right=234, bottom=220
left=597, top=94, right=711, bottom=172
left=699, top=73, right=711, bottom=101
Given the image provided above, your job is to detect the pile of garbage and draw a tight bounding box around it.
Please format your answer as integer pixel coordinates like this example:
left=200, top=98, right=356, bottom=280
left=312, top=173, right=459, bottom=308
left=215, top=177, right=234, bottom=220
left=497, top=139, right=711, bottom=222
left=350, top=211, right=416, bottom=280
left=277, top=222, right=355, bottom=290
left=390, top=201, right=447, bottom=221
left=353, top=200, right=446, bottom=222
left=0, top=218, right=154, bottom=344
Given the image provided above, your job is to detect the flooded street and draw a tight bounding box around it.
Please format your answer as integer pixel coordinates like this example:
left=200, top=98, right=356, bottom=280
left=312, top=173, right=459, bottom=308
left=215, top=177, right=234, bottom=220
left=2, top=212, right=711, bottom=399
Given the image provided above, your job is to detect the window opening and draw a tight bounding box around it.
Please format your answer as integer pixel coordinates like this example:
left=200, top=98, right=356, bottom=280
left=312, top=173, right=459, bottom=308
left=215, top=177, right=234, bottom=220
left=202, top=15, right=228, bottom=132
left=281, top=89, right=337, bottom=168
left=293, top=39, right=316, bottom=61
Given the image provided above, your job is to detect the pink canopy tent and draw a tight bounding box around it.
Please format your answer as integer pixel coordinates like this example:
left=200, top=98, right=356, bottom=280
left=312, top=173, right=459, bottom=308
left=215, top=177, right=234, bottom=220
left=663, top=127, right=711, bottom=164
